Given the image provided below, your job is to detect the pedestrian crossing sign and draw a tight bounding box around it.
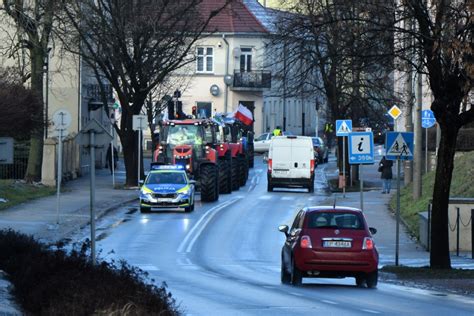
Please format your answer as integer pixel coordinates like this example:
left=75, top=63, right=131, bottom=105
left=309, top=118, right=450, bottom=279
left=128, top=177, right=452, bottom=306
left=385, top=132, right=414, bottom=161
left=336, top=120, right=352, bottom=136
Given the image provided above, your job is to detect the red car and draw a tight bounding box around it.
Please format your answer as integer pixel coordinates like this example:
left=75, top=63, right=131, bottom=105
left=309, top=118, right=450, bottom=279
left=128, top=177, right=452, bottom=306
left=279, top=206, right=379, bottom=288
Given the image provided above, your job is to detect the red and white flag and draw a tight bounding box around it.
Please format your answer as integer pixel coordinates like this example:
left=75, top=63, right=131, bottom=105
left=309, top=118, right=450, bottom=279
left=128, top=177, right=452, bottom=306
left=233, top=103, right=253, bottom=126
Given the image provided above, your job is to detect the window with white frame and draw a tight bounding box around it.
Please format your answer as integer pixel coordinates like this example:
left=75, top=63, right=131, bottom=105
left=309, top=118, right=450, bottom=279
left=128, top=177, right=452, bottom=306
left=196, top=47, right=214, bottom=73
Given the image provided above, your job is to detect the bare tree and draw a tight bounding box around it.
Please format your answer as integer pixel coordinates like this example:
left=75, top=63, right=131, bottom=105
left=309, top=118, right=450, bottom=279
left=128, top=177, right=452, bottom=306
left=397, top=0, right=473, bottom=269
left=270, top=0, right=394, bottom=178
left=2, top=0, right=58, bottom=181
left=57, top=0, right=229, bottom=186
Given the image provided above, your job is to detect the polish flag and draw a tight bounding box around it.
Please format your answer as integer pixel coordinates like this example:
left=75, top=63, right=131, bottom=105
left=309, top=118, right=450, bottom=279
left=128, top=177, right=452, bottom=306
left=233, top=104, right=253, bottom=126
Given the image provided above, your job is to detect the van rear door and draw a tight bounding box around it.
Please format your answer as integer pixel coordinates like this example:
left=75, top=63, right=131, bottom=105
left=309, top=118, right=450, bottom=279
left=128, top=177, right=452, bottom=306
left=271, top=138, right=292, bottom=177
left=290, top=138, right=312, bottom=179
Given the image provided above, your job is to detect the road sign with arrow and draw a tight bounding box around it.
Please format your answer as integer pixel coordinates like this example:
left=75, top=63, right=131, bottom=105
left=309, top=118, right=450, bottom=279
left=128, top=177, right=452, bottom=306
left=348, top=132, right=374, bottom=164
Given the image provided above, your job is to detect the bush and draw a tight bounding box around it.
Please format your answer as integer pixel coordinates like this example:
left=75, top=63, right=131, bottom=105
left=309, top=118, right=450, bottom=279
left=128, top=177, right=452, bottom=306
left=0, top=230, right=180, bottom=315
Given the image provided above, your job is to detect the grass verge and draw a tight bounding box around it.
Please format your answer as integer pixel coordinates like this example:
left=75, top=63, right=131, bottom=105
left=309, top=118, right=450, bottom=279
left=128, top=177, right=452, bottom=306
left=381, top=265, right=474, bottom=279
left=0, top=180, right=56, bottom=210
left=0, top=230, right=180, bottom=315
left=389, top=151, right=474, bottom=239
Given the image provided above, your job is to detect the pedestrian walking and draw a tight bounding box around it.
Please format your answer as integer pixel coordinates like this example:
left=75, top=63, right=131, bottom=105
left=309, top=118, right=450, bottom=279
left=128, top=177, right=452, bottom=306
left=378, top=156, right=393, bottom=194
left=106, top=145, right=118, bottom=174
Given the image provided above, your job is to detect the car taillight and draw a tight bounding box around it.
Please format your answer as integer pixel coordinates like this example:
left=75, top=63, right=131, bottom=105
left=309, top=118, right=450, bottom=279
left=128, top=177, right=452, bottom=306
left=363, top=237, right=374, bottom=250
left=310, top=159, right=315, bottom=173
left=268, top=159, right=272, bottom=172
left=300, top=235, right=312, bottom=249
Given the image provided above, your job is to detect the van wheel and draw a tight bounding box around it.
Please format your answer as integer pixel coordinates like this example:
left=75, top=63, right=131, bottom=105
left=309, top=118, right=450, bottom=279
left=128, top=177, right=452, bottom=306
left=140, top=206, right=150, bottom=213
left=267, top=181, right=273, bottom=192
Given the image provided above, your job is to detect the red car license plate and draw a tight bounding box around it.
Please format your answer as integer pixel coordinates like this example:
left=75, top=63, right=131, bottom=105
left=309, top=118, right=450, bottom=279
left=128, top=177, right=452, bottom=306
left=323, top=240, right=351, bottom=248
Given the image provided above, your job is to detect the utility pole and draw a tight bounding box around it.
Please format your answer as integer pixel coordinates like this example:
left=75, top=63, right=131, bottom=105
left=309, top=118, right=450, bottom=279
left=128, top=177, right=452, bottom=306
left=413, top=72, right=423, bottom=199
left=404, top=18, right=414, bottom=186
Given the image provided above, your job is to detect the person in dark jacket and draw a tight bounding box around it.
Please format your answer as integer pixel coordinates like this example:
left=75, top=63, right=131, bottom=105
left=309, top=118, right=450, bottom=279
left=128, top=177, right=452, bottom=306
left=106, top=145, right=118, bottom=174
left=379, top=156, right=393, bottom=193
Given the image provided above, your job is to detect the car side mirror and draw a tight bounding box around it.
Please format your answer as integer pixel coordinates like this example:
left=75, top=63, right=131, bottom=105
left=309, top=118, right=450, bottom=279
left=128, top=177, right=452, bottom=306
left=369, top=227, right=377, bottom=235
left=278, top=225, right=289, bottom=237
left=139, top=180, right=144, bottom=186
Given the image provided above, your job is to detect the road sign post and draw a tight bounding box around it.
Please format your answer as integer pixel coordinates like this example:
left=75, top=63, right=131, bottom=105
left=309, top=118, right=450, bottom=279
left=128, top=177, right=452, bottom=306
left=75, top=119, right=113, bottom=264
left=385, top=132, right=414, bottom=266
left=348, top=132, right=374, bottom=211
left=422, top=110, right=436, bottom=174
left=336, top=120, right=352, bottom=198
left=133, top=115, right=147, bottom=186
left=52, top=109, right=71, bottom=225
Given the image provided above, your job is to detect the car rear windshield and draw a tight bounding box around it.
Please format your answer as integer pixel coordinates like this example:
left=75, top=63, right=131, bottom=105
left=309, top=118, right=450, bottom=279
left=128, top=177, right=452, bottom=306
left=307, top=212, right=364, bottom=230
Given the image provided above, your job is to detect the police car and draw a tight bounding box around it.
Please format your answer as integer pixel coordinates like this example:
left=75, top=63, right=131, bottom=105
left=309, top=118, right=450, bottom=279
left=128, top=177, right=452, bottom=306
left=140, top=165, right=195, bottom=213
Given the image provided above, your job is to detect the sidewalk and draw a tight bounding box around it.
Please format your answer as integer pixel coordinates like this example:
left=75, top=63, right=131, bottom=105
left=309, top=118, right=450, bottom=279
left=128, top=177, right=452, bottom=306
left=323, top=149, right=474, bottom=269
left=0, top=168, right=138, bottom=244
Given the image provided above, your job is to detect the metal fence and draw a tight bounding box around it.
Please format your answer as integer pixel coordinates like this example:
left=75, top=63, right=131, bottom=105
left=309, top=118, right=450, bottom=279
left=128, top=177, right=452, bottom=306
left=0, top=142, right=29, bottom=179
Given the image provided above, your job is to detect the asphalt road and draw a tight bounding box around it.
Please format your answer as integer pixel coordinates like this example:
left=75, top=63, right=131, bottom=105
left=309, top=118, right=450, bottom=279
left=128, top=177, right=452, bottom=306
left=89, top=158, right=474, bottom=316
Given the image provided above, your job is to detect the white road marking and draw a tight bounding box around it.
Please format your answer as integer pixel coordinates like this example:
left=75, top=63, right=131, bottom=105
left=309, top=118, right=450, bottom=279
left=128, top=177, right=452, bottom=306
left=177, top=198, right=240, bottom=253
left=361, top=309, right=381, bottom=314
left=258, top=195, right=273, bottom=200
left=133, top=264, right=159, bottom=271
left=290, top=292, right=304, bottom=297
left=281, top=196, right=295, bottom=201
left=321, top=299, right=338, bottom=305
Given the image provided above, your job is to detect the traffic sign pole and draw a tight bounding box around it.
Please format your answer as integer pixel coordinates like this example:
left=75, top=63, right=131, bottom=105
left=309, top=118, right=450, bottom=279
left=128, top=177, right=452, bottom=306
left=425, top=128, right=428, bottom=174
left=138, top=129, right=141, bottom=187
left=90, top=131, right=96, bottom=265
left=395, top=157, right=401, bottom=266
left=56, top=129, right=63, bottom=225
left=343, top=137, right=346, bottom=197
left=360, top=164, right=363, bottom=211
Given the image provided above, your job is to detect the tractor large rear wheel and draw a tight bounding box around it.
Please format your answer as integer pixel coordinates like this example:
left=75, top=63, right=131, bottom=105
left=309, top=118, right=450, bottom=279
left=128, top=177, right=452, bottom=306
left=231, top=158, right=240, bottom=191
left=218, top=159, right=232, bottom=194
left=200, top=164, right=219, bottom=202
left=238, top=156, right=249, bottom=187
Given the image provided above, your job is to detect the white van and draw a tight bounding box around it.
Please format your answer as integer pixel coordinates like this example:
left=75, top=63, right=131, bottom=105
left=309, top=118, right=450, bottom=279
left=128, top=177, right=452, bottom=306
left=267, top=136, right=315, bottom=192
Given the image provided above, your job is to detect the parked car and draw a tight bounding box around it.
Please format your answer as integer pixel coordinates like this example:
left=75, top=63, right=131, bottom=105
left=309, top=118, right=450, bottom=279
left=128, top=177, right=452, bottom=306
left=279, top=206, right=379, bottom=287
left=254, top=131, right=294, bottom=153
left=312, top=137, right=328, bottom=163
left=267, top=136, right=315, bottom=192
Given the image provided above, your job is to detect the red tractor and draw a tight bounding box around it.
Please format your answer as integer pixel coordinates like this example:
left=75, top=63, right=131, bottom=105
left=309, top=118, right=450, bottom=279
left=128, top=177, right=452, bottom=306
left=153, top=119, right=220, bottom=202
left=225, top=119, right=249, bottom=189
left=213, top=122, right=244, bottom=192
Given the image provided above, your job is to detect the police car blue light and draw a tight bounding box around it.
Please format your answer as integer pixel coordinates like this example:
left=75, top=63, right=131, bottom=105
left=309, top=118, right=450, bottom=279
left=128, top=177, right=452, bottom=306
left=150, top=164, right=185, bottom=171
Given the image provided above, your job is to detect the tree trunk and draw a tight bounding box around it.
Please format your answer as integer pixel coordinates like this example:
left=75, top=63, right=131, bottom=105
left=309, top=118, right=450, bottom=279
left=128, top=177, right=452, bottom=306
left=122, top=130, right=140, bottom=187
left=24, top=49, right=45, bottom=182
left=430, top=123, right=459, bottom=269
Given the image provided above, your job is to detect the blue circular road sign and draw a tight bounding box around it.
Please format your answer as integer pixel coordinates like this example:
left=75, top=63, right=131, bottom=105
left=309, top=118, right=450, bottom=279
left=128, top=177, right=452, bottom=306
left=421, top=110, right=436, bottom=128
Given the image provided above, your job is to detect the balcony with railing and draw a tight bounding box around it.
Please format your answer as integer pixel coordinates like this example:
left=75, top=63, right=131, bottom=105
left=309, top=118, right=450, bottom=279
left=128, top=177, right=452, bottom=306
left=232, top=70, right=271, bottom=91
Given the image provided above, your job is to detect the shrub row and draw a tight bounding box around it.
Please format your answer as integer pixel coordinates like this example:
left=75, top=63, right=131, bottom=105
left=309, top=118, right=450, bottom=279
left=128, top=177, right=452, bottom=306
left=0, top=230, right=180, bottom=315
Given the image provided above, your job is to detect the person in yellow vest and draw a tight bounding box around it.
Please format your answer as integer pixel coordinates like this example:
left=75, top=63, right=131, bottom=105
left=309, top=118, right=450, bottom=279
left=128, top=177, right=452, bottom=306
left=273, top=126, right=282, bottom=136
left=324, top=123, right=334, bottom=149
